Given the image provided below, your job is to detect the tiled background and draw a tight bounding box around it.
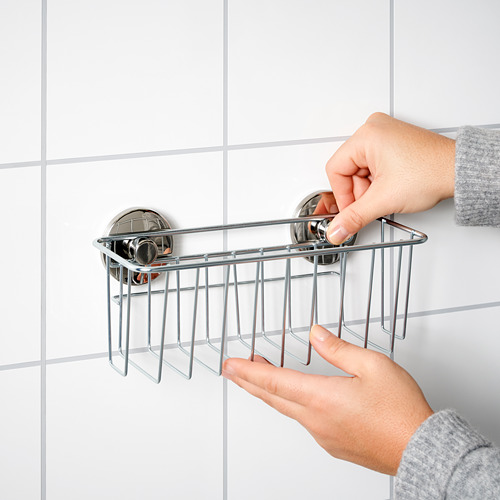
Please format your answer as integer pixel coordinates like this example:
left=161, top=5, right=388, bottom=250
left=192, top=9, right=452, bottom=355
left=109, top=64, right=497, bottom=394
left=1, top=1, right=500, bottom=499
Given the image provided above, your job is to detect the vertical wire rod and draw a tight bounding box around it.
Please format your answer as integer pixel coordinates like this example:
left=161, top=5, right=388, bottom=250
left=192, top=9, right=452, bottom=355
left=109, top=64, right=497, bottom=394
left=205, top=256, right=210, bottom=341
left=314, top=257, right=318, bottom=326
left=260, top=249, right=265, bottom=337
left=337, top=251, right=347, bottom=339
left=233, top=261, right=242, bottom=340
left=287, top=250, right=293, bottom=334
left=156, top=271, right=170, bottom=383
left=176, top=262, right=181, bottom=346
left=390, top=246, right=403, bottom=353
left=250, top=261, right=260, bottom=361
left=307, top=251, right=319, bottom=365
left=400, top=238, right=415, bottom=340
left=380, top=219, right=386, bottom=329
left=364, top=249, right=376, bottom=348
left=118, top=265, right=124, bottom=352
left=280, top=257, right=291, bottom=367
left=147, top=272, right=152, bottom=348
left=218, top=265, right=231, bottom=373
left=124, top=269, right=132, bottom=375
left=106, top=254, right=113, bottom=364
left=188, top=268, right=200, bottom=379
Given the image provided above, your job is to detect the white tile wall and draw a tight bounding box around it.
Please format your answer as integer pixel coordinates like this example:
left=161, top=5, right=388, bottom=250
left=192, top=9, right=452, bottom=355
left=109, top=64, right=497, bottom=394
left=398, top=200, right=500, bottom=312
left=228, top=0, right=390, bottom=144
left=394, top=0, right=500, bottom=129
left=2, top=1, right=500, bottom=499
left=228, top=350, right=389, bottom=500
left=395, top=307, right=500, bottom=445
left=0, top=0, right=40, bottom=164
left=47, top=0, right=223, bottom=159
left=0, top=367, right=40, bottom=500
left=46, top=359, right=223, bottom=500
left=0, top=167, right=41, bottom=365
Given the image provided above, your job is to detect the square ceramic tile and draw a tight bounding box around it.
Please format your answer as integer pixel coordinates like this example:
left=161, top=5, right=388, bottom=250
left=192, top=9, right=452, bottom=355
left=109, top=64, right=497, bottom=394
left=0, top=367, right=40, bottom=500
left=395, top=307, right=500, bottom=445
left=47, top=0, right=222, bottom=159
left=0, top=0, right=40, bottom=164
left=394, top=0, right=500, bottom=128
left=227, top=354, right=390, bottom=500
left=46, top=152, right=223, bottom=360
left=228, top=0, right=390, bottom=144
left=47, top=358, right=223, bottom=500
left=397, top=199, right=500, bottom=313
left=0, top=167, right=40, bottom=365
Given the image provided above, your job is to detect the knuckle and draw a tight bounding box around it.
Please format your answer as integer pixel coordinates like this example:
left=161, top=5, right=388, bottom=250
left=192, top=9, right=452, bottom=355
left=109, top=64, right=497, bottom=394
left=366, top=111, right=387, bottom=124
left=263, top=376, right=280, bottom=396
left=346, top=207, right=366, bottom=229
left=325, top=157, right=332, bottom=174
left=366, top=350, right=389, bottom=371
left=325, top=154, right=338, bottom=176
left=307, top=419, right=326, bottom=439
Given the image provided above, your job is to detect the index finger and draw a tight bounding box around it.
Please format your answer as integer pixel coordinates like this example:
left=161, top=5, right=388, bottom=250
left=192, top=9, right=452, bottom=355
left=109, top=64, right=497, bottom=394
left=223, top=357, right=315, bottom=406
left=325, top=136, right=369, bottom=211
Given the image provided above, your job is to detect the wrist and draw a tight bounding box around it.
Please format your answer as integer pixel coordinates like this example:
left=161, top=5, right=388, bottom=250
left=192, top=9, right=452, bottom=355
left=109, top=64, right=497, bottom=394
left=441, top=136, right=456, bottom=200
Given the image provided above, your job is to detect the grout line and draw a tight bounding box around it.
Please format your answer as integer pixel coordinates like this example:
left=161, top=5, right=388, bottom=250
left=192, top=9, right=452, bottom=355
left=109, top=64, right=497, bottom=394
left=222, top=1, right=229, bottom=499
left=227, top=136, right=351, bottom=150
left=430, top=126, right=463, bottom=134
left=40, top=0, right=47, bottom=498
left=407, top=301, right=500, bottom=318
left=0, top=360, right=43, bottom=372
left=470, top=123, right=500, bottom=130
left=0, top=160, right=41, bottom=170
left=1, top=124, right=500, bottom=172
left=431, top=123, right=500, bottom=134
left=1, top=301, right=499, bottom=373
left=46, top=145, right=224, bottom=165
left=46, top=137, right=349, bottom=166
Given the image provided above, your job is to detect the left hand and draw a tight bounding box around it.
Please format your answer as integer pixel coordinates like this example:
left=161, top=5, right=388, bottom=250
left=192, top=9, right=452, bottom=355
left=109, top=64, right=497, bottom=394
left=222, top=325, right=433, bottom=475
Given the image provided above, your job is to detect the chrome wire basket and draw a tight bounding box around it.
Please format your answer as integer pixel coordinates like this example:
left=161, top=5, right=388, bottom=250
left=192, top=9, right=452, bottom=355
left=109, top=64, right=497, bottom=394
left=93, top=197, right=427, bottom=384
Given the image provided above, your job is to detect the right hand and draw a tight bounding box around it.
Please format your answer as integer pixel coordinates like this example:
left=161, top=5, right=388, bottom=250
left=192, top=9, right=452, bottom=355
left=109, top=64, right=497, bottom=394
left=325, top=112, right=456, bottom=244
left=223, top=325, right=434, bottom=476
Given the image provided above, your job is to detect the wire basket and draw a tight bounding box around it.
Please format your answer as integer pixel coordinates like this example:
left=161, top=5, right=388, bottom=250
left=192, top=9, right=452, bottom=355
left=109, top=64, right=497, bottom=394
left=93, top=210, right=427, bottom=383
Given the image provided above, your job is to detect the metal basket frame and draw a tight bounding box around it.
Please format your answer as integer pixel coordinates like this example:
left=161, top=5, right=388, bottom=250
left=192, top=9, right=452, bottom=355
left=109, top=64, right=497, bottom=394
left=93, top=215, right=427, bottom=383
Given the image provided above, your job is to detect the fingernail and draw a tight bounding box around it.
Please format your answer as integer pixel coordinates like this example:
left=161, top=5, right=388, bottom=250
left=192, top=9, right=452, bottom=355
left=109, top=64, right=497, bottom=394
left=311, top=325, right=331, bottom=342
left=327, top=225, right=351, bottom=245
left=329, top=203, right=339, bottom=214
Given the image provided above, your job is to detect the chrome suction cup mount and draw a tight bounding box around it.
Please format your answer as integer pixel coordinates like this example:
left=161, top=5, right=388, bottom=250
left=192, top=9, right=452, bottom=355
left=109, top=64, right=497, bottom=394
left=290, top=191, right=357, bottom=265
left=101, top=208, right=173, bottom=285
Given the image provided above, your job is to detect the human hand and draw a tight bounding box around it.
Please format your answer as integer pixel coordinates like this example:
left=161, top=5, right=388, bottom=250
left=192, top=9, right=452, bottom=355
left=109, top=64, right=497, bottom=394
left=222, top=325, right=433, bottom=475
left=325, top=112, right=456, bottom=244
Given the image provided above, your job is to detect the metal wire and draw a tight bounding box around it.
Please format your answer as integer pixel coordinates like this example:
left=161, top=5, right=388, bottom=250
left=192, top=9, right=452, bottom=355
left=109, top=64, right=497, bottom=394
left=98, top=216, right=427, bottom=382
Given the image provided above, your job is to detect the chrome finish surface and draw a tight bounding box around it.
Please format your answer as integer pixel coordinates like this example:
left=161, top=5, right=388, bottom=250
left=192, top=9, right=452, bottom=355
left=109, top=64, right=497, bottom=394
left=94, top=203, right=427, bottom=383
left=290, top=191, right=357, bottom=265
left=100, top=208, right=172, bottom=285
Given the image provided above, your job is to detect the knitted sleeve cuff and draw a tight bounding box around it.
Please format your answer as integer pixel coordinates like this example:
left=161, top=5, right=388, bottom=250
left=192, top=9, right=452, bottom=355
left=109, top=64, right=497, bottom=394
left=455, top=126, right=500, bottom=228
left=395, top=409, right=491, bottom=500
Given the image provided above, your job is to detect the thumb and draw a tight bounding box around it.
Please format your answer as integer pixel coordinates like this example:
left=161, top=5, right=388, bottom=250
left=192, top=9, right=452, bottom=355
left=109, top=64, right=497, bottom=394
left=327, top=183, right=388, bottom=244
left=310, top=325, right=367, bottom=377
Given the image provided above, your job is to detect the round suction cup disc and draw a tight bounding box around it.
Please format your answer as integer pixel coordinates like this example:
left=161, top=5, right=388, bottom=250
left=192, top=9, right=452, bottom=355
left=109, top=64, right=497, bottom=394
left=101, top=208, right=173, bottom=285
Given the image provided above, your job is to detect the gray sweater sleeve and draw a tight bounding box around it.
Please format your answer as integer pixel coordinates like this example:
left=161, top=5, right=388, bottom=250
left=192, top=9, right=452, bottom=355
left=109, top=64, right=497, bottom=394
left=396, top=126, right=500, bottom=499
left=455, top=126, right=500, bottom=227
left=395, top=410, right=500, bottom=499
